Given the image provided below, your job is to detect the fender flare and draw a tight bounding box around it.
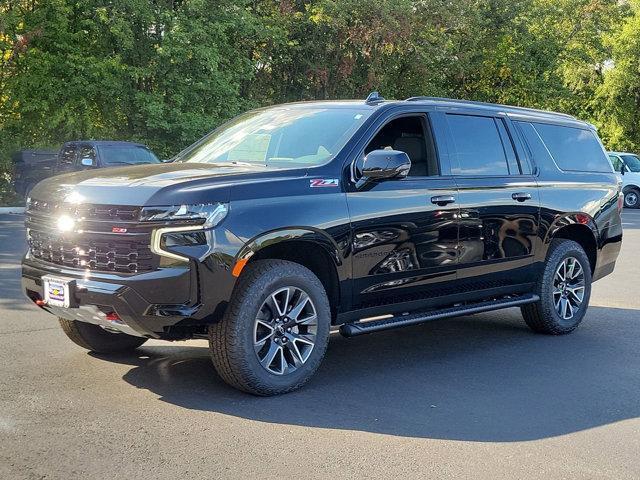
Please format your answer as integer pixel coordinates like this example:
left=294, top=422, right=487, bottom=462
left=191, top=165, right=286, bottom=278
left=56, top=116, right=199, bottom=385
left=235, top=227, right=344, bottom=272
left=544, top=213, right=599, bottom=246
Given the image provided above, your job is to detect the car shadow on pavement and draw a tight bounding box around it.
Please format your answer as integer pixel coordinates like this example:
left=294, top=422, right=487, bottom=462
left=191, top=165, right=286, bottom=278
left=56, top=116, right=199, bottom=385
left=95, top=305, right=640, bottom=442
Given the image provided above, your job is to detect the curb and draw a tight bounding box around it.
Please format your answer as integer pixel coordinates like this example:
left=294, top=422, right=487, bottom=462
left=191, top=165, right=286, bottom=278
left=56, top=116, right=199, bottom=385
left=0, top=207, right=25, bottom=214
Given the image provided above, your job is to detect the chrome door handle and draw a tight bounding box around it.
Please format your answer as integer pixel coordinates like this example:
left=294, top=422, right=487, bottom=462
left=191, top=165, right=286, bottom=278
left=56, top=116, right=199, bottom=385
left=431, top=195, right=456, bottom=206
left=512, top=192, right=532, bottom=202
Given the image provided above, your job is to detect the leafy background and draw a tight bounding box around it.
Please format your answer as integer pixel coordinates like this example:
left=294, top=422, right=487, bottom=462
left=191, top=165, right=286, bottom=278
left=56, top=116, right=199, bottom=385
left=1, top=0, right=640, bottom=204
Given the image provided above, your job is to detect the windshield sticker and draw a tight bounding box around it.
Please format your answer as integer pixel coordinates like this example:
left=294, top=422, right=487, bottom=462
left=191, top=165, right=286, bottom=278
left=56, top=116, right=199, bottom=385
left=310, top=178, right=339, bottom=188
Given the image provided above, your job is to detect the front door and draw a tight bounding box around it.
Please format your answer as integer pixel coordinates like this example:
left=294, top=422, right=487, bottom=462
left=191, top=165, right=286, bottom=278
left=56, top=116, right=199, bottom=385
left=346, top=113, right=459, bottom=312
left=441, top=111, right=540, bottom=290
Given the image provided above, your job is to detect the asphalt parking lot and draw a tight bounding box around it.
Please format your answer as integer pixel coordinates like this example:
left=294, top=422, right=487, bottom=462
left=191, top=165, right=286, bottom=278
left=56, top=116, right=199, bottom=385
left=1, top=212, right=639, bottom=479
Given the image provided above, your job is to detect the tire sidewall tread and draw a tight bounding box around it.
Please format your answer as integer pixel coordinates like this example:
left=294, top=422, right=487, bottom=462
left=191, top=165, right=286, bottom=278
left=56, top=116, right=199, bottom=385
left=624, top=187, right=640, bottom=209
left=522, top=239, right=592, bottom=335
left=59, top=318, right=147, bottom=353
left=209, top=259, right=331, bottom=396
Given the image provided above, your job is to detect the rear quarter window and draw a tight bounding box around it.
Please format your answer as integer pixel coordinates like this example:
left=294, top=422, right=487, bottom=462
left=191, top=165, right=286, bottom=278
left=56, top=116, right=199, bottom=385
left=530, top=122, right=611, bottom=173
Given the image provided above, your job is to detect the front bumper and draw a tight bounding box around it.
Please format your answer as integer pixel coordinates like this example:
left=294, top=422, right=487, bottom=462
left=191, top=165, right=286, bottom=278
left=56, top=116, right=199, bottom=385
left=22, top=254, right=207, bottom=338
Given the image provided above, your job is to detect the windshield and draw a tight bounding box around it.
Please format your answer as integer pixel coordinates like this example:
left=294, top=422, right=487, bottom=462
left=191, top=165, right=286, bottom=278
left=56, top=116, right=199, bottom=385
left=621, top=154, right=640, bottom=172
left=173, top=106, right=372, bottom=167
left=101, top=145, right=160, bottom=165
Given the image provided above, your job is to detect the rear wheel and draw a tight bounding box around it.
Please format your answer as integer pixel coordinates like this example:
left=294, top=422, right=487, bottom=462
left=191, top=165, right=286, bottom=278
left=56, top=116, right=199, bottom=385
left=209, top=260, right=331, bottom=396
left=623, top=187, right=640, bottom=209
left=521, top=239, right=592, bottom=334
left=59, top=318, right=147, bottom=353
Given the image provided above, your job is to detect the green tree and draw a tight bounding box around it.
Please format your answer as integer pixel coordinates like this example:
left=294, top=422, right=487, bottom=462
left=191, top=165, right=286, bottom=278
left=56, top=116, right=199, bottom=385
left=598, top=0, right=640, bottom=151
left=0, top=0, right=634, bottom=203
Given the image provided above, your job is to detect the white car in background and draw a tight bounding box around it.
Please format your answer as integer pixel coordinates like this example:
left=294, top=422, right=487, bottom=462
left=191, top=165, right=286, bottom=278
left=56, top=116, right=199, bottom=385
left=608, top=151, right=640, bottom=208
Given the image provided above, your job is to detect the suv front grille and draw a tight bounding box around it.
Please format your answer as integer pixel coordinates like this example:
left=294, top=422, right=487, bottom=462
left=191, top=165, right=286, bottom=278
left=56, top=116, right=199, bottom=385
left=26, top=201, right=158, bottom=274
left=28, top=199, right=141, bottom=221
left=28, top=230, right=155, bottom=273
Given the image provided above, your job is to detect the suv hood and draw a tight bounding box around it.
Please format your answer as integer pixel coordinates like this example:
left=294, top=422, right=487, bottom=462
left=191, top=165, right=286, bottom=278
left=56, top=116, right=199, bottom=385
left=30, top=162, right=295, bottom=206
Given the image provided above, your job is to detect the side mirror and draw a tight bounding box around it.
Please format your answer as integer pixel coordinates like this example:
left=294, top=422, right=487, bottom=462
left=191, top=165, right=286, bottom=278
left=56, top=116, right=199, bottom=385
left=80, top=157, right=95, bottom=167
left=356, top=149, right=411, bottom=188
left=621, top=163, right=626, bottom=175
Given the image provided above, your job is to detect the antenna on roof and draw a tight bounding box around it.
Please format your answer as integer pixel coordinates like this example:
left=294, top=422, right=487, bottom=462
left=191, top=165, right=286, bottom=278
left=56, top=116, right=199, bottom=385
left=365, top=91, right=384, bottom=104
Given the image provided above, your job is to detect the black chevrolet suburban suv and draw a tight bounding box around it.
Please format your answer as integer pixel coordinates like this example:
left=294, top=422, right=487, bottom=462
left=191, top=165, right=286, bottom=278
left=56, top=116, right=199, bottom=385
left=21, top=95, right=623, bottom=395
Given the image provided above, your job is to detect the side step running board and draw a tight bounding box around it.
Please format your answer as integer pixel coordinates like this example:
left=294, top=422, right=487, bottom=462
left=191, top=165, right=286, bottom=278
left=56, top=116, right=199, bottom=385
left=339, top=294, right=539, bottom=337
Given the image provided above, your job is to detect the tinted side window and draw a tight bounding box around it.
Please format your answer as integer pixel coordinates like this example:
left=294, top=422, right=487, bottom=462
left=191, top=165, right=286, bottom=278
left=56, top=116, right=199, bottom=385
left=446, top=114, right=509, bottom=176
left=531, top=123, right=610, bottom=173
left=364, top=116, right=439, bottom=177
left=515, top=121, right=555, bottom=169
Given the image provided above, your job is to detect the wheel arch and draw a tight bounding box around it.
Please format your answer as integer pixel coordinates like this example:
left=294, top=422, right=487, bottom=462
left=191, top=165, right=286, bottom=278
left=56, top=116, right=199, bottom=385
left=233, top=228, right=345, bottom=320
left=545, top=214, right=598, bottom=274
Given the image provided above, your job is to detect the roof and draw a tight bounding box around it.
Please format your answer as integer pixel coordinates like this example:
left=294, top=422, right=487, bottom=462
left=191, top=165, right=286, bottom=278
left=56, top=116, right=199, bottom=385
left=65, top=140, right=147, bottom=147
left=403, top=96, right=578, bottom=122
left=275, top=96, right=584, bottom=125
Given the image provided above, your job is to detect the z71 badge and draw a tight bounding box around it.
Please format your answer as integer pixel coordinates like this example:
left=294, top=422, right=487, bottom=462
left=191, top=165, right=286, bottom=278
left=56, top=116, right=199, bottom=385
left=310, top=178, right=339, bottom=188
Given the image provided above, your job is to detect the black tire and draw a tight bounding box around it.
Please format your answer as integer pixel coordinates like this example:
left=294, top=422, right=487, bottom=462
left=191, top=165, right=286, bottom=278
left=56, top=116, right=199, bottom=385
left=209, top=260, right=331, bottom=396
left=59, top=318, right=147, bottom=353
left=623, top=187, right=640, bottom=209
left=521, top=239, right=592, bottom=335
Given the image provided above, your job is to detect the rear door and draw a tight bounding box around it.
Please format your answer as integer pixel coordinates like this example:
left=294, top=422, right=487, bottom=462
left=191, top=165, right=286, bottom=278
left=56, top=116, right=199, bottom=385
left=440, top=110, right=541, bottom=291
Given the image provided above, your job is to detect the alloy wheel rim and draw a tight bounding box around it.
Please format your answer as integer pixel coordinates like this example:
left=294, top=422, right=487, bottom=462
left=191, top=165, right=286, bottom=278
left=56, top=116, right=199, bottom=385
left=626, top=192, right=638, bottom=207
left=552, top=256, right=585, bottom=321
left=253, top=286, right=318, bottom=375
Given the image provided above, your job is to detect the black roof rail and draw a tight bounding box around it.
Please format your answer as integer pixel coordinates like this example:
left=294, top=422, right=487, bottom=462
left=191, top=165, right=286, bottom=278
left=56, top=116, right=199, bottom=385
left=365, top=91, right=385, bottom=104
left=405, top=96, right=576, bottom=120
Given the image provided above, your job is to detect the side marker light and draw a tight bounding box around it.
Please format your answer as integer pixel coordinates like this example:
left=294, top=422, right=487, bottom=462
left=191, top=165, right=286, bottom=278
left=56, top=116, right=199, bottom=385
left=232, top=258, right=249, bottom=277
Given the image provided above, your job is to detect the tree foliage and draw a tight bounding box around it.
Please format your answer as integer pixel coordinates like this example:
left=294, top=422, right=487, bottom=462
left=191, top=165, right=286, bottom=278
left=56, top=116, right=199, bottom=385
left=0, top=0, right=636, bottom=171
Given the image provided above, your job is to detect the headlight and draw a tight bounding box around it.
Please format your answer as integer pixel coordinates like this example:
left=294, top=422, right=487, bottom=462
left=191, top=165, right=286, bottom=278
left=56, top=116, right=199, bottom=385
left=140, top=203, right=228, bottom=228
left=144, top=203, right=228, bottom=262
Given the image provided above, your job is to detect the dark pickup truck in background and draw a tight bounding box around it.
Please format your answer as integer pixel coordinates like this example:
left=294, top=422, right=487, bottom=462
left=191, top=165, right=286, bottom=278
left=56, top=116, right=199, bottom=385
left=11, top=150, right=58, bottom=197
left=12, top=140, right=161, bottom=197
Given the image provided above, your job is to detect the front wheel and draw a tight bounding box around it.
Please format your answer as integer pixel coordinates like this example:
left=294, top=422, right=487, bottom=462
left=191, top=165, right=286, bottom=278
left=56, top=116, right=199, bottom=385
left=209, top=260, right=331, bottom=396
left=521, top=239, right=592, bottom=335
left=59, top=318, right=147, bottom=353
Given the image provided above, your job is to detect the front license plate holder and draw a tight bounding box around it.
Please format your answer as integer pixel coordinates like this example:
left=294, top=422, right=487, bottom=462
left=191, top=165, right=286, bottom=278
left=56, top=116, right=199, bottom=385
left=42, top=276, right=76, bottom=308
